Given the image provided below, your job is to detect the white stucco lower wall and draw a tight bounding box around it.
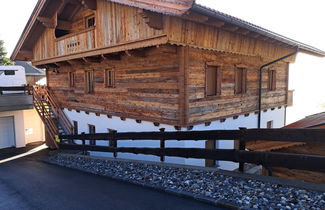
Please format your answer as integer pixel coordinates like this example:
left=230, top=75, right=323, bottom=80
left=64, top=107, right=285, bottom=170
left=0, top=109, right=44, bottom=148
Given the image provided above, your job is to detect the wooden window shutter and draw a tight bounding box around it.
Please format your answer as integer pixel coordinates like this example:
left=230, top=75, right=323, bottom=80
left=235, top=68, right=247, bottom=94
left=206, top=66, right=221, bottom=96
left=69, top=72, right=75, bottom=87
left=216, top=69, right=222, bottom=96
left=268, top=70, right=276, bottom=91
left=272, top=70, right=276, bottom=91
left=242, top=68, right=247, bottom=93
left=85, top=71, right=94, bottom=93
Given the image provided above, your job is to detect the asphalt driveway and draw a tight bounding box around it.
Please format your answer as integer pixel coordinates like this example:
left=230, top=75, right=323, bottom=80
left=0, top=149, right=222, bottom=210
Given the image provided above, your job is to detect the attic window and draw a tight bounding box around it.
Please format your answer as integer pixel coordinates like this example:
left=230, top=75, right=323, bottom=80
left=86, top=15, right=95, bottom=28
left=4, top=70, right=15, bottom=75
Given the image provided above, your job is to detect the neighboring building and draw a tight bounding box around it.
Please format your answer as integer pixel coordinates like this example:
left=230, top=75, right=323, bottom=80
left=11, top=0, right=325, bottom=169
left=247, top=112, right=325, bottom=183
left=14, top=61, right=46, bottom=85
left=0, top=66, right=45, bottom=149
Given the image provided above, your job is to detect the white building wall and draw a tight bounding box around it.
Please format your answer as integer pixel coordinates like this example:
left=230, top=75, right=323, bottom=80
left=0, top=65, right=26, bottom=87
left=64, top=107, right=285, bottom=170
left=0, top=109, right=44, bottom=148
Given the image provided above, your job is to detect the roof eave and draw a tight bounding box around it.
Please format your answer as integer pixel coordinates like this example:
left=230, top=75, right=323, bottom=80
left=191, top=4, right=325, bottom=57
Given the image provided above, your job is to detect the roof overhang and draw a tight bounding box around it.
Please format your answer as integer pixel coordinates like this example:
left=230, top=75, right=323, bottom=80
left=11, top=0, right=325, bottom=61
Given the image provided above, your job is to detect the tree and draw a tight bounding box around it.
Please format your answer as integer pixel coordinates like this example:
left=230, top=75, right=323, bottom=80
left=0, top=40, right=13, bottom=65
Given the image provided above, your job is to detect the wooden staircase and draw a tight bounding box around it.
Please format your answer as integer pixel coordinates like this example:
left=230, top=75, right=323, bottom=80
left=32, top=85, right=73, bottom=149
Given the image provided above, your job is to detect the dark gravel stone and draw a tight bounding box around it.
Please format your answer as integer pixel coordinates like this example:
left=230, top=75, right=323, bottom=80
left=47, top=154, right=325, bottom=209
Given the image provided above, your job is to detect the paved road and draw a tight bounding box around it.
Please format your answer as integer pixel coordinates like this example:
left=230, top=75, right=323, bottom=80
left=0, top=149, right=222, bottom=210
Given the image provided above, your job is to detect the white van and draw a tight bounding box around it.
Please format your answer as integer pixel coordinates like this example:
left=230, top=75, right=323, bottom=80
left=0, top=65, right=26, bottom=94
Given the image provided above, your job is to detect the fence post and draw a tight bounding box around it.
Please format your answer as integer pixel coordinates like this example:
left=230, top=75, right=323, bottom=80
left=159, top=128, right=165, bottom=162
left=111, top=130, right=117, bottom=158
left=81, top=132, right=86, bottom=155
left=238, top=127, right=247, bottom=173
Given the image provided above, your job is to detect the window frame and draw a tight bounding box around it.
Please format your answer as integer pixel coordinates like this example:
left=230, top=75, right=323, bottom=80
left=268, top=70, right=277, bottom=91
left=69, top=71, right=75, bottom=88
left=85, top=70, right=94, bottom=94
left=85, top=15, right=95, bottom=29
left=4, top=70, right=15, bottom=76
left=104, top=69, right=116, bottom=88
left=235, top=67, right=247, bottom=95
left=205, top=65, right=222, bottom=97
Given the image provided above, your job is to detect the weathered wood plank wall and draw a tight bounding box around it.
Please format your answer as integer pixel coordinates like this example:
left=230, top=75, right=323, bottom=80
left=186, top=48, right=289, bottom=124
left=96, top=0, right=164, bottom=48
left=47, top=45, right=182, bottom=125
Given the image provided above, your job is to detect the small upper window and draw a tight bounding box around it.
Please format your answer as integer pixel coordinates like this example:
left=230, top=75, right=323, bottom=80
left=235, top=68, right=247, bottom=94
left=4, top=70, right=15, bottom=75
left=86, top=16, right=95, bottom=28
left=85, top=71, right=94, bottom=93
left=206, top=66, right=221, bottom=96
left=69, top=72, right=75, bottom=88
left=105, top=70, right=115, bottom=88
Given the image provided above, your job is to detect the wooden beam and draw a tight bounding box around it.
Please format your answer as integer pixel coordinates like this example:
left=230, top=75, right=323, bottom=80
left=236, top=28, right=250, bottom=35
left=19, top=50, right=33, bottom=58
left=182, top=11, right=209, bottom=23
left=60, top=129, right=325, bottom=143
left=57, top=19, right=72, bottom=30
left=221, top=24, right=239, bottom=32
left=79, top=0, right=96, bottom=10
left=60, top=144, right=325, bottom=173
left=37, top=16, right=56, bottom=28
left=205, top=18, right=225, bottom=27
left=140, top=10, right=163, bottom=30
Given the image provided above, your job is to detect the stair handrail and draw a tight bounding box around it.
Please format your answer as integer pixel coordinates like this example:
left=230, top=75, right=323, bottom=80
left=34, top=85, right=73, bottom=135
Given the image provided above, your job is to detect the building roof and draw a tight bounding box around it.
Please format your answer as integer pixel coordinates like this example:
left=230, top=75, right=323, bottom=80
left=14, top=61, right=45, bottom=76
left=11, top=0, right=325, bottom=60
left=247, top=112, right=325, bottom=152
left=192, top=4, right=325, bottom=57
left=284, top=112, right=325, bottom=128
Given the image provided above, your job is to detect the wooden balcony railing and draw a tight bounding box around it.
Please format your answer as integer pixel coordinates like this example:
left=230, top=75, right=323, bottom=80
left=55, top=28, right=95, bottom=57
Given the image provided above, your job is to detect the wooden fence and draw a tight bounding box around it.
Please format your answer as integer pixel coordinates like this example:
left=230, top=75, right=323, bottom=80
left=59, top=128, right=325, bottom=173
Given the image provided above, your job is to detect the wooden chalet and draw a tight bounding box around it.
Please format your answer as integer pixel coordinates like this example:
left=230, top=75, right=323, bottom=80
left=10, top=0, right=325, bottom=168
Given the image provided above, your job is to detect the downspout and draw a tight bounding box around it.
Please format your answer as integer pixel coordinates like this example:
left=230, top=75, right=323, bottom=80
left=257, top=47, right=298, bottom=129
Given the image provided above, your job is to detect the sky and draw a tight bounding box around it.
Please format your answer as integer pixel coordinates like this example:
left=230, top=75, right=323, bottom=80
left=0, top=0, right=324, bottom=124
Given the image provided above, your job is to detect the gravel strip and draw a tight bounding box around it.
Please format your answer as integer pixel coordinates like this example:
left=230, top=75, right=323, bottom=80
left=47, top=153, right=325, bottom=209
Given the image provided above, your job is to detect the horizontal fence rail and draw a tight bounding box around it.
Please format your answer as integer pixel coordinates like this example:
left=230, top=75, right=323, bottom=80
left=59, top=128, right=325, bottom=173
left=60, top=128, right=325, bottom=143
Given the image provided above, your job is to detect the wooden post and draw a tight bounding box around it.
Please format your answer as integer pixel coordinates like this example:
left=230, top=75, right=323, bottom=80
left=238, top=127, right=247, bottom=173
left=81, top=132, right=86, bottom=155
left=111, top=130, right=117, bottom=158
left=160, top=128, right=165, bottom=162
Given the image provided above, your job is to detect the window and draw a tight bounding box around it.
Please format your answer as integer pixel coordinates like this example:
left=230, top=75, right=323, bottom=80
left=85, top=71, right=94, bottom=93
left=235, top=68, right=247, bottom=94
left=267, top=120, right=273, bottom=129
left=268, top=70, right=276, bottom=91
left=206, top=66, right=221, bottom=96
left=85, top=15, right=95, bottom=28
left=105, top=70, right=115, bottom=88
left=88, top=124, right=96, bottom=145
left=4, top=70, right=15, bottom=75
left=69, top=72, right=75, bottom=88
left=73, top=121, right=78, bottom=135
